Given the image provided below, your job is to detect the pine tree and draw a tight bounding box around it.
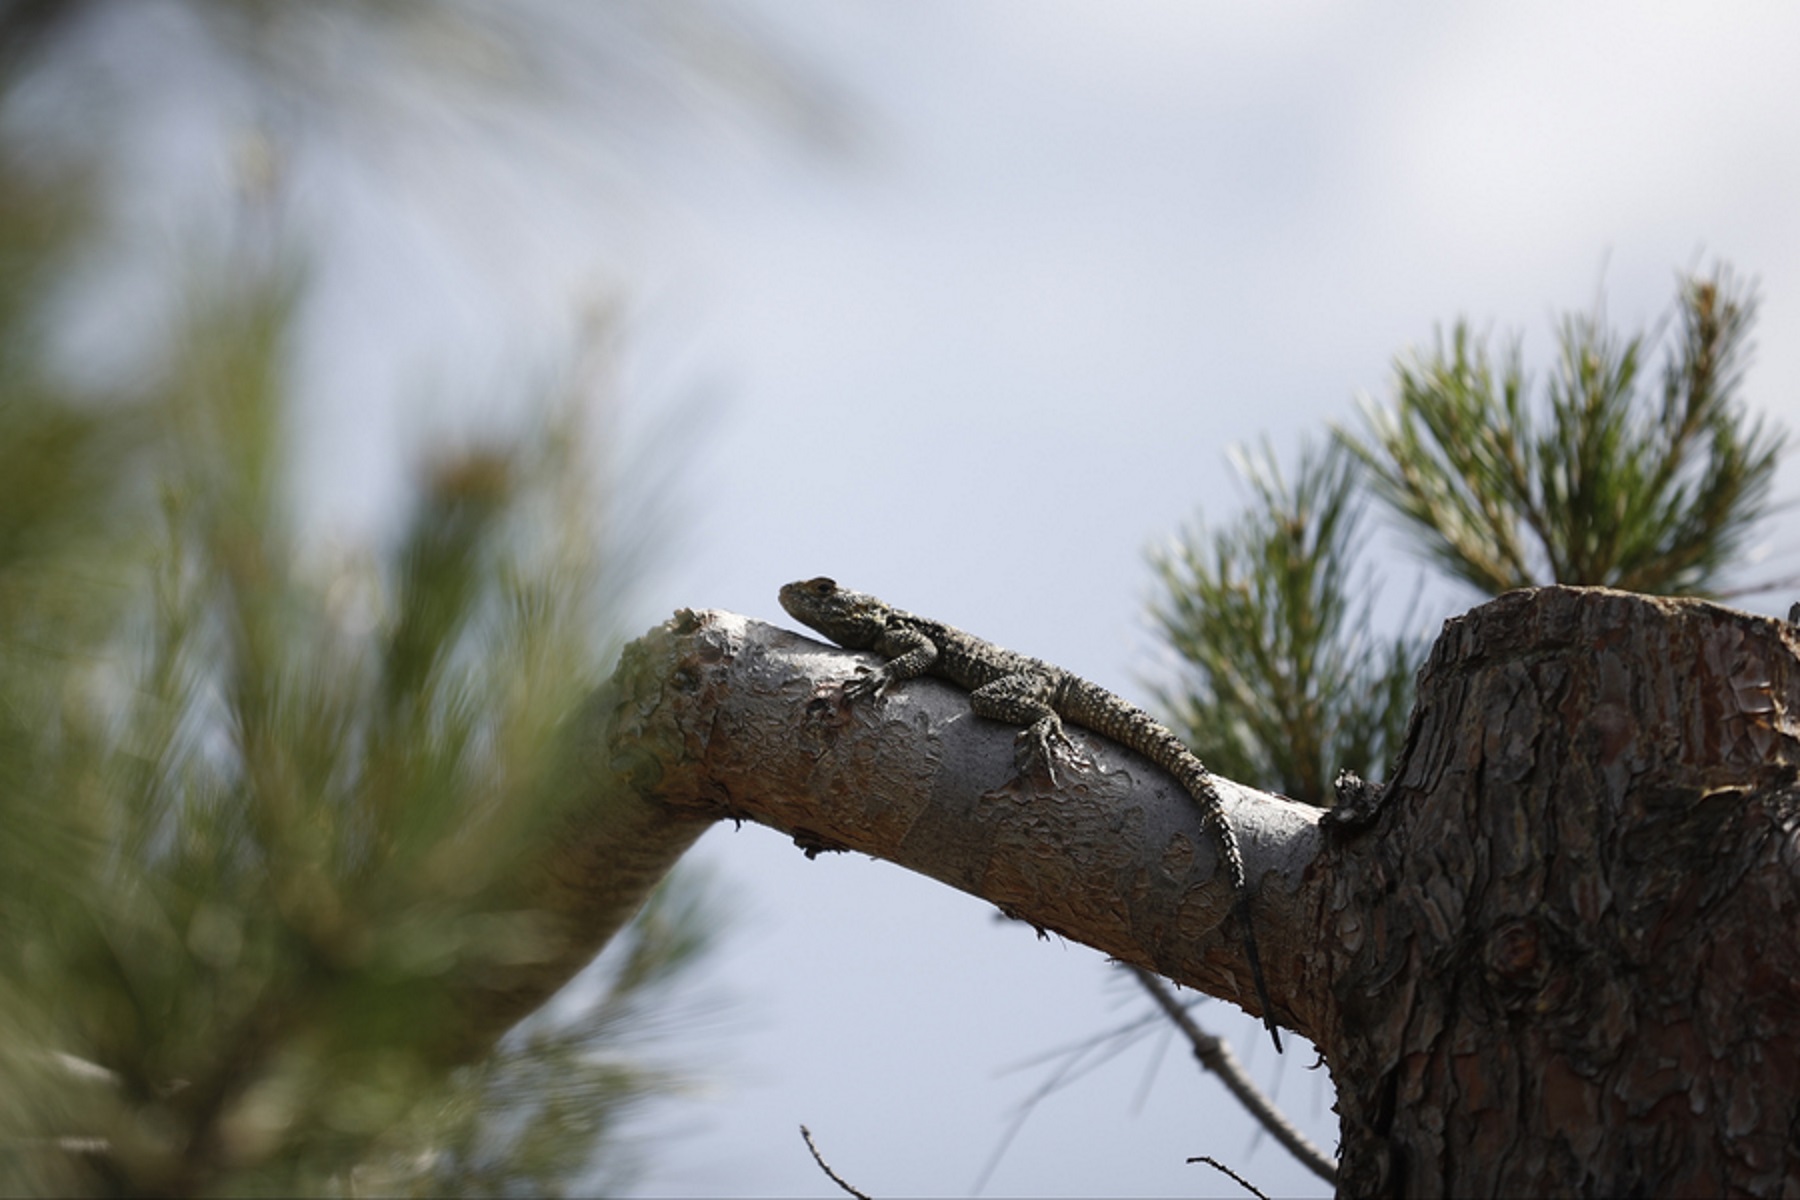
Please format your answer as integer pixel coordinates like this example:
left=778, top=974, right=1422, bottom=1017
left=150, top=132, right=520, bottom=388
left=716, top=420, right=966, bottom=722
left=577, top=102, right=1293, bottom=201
left=1132, top=268, right=1790, bottom=1188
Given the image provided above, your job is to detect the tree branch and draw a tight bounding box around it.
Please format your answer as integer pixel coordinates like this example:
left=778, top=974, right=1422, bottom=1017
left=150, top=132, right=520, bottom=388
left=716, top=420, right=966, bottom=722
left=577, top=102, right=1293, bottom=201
left=450, top=608, right=1328, bottom=1061
left=1130, top=967, right=1337, bottom=1183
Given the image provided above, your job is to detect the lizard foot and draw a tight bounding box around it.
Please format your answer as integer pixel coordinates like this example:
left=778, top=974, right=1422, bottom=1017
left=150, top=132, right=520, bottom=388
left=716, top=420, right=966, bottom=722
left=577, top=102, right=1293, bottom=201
left=842, top=665, right=891, bottom=702
left=1013, top=719, right=1091, bottom=787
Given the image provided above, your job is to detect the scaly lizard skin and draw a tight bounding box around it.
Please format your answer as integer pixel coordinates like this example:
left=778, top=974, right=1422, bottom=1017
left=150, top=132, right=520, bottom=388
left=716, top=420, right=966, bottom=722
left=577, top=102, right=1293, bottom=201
left=779, top=576, right=1281, bottom=1051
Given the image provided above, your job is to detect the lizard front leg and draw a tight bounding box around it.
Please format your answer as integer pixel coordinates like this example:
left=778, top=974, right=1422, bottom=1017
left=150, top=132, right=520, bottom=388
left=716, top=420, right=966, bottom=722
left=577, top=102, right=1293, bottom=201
left=968, top=673, right=1087, bottom=784
left=845, top=624, right=938, bottom=700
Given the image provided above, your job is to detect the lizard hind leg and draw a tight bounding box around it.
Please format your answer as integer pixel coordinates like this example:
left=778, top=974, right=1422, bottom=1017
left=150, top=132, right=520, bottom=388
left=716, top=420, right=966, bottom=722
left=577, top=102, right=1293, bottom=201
left=968, top=674, right=1090, bottom=785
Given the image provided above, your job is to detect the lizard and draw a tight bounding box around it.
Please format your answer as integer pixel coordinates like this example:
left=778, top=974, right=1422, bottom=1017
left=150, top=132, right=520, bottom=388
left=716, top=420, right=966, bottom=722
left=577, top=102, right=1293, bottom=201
left=779, top=576, right=1282, bottom=1051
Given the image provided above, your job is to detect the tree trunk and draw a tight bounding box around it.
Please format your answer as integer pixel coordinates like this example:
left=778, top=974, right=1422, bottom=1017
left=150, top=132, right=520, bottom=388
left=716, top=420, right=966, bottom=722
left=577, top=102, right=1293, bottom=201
left=484, top=588, right=1800, bottom=1197
left=1326, top=586, right=1800, bottom=1197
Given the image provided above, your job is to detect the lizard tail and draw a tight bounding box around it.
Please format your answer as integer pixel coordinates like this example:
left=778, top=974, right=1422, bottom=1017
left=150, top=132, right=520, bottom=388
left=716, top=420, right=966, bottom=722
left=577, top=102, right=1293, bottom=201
left=1238, top=892, right=1283, bottom=1053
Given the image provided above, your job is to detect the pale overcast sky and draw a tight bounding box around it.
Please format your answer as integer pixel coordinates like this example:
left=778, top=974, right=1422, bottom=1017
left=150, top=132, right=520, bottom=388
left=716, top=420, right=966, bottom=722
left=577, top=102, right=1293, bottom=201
left=36, top=3, right=1800, bottom=1197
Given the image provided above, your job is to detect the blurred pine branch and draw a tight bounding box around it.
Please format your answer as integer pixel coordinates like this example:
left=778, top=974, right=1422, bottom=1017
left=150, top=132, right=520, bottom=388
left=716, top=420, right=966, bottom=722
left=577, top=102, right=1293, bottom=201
left=0, top=3, right=856, bottom=1191
left=0, top=170, right=717, bottom=1200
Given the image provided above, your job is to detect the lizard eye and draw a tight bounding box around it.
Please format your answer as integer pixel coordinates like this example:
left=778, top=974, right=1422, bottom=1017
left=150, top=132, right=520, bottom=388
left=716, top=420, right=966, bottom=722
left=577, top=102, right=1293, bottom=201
left=806, top=577, right=837, bottom=593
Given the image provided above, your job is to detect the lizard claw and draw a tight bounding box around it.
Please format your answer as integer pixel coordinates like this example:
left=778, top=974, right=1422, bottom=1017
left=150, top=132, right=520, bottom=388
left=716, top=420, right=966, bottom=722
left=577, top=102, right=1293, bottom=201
left=1014, top=718, right=1089, bottom=786
left=1014, top=733, right=1059, bottom=786
left=843, top=664, right=890, bottom=702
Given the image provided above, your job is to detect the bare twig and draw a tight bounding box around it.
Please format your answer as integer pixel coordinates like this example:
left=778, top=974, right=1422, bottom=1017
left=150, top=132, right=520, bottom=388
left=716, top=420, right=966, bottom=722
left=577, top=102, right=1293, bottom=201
left=1131, top=967, right=1338, bottom=1185
left=972, top=1001, right=1174, bottom=1193
left=1188, top=1154, right=1272, bottom=1200
left=799, top=1125, right=871, bottom=1200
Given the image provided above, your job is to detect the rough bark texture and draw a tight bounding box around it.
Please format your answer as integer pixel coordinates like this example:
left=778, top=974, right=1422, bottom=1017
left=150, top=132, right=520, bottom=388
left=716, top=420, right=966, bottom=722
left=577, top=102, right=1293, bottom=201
left=1325, top=586, right=1800, bottom=1198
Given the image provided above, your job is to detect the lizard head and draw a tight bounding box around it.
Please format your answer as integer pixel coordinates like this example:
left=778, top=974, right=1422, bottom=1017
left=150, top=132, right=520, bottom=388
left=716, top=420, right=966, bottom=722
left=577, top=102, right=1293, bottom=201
left=779, top=577, right=887, bottom=649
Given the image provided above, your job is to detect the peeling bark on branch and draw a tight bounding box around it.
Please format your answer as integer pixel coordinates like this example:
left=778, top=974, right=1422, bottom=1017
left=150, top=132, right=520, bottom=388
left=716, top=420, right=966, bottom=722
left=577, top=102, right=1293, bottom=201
left=639, top=607, right=1320, bottom=1031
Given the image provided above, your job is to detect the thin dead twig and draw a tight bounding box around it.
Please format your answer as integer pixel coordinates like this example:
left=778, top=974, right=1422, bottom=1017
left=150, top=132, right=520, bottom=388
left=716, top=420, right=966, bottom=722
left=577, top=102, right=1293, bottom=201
left=1131, top=966, right=1338, bottom=1185
left=799, top=1124, right=871, bottom=1200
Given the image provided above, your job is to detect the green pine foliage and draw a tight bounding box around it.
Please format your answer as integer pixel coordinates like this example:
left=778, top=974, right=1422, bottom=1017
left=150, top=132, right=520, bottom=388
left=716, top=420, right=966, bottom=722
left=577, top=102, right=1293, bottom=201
left=1153, top=269, right=1786, bottom=805
left=0, top=177, right=716, bottom=1198
left=1149, top=442, right=1419, bottom=807
left=1343, top=270, right=1784, bottom=597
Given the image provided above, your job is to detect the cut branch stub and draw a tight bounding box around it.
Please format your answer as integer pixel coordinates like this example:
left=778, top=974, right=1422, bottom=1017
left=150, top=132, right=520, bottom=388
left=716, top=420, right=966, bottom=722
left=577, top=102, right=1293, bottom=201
left=1326, top=586, right=1800, bottom=1199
